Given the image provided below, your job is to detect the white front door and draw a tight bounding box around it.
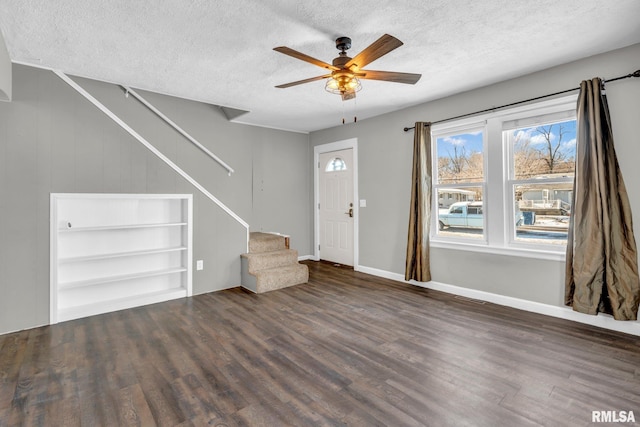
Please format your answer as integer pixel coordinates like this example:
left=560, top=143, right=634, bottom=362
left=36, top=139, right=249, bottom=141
left=319, top=149, right=354, bottom=266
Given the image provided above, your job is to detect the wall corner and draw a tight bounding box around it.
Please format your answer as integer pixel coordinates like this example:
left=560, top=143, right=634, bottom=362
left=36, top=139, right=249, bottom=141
left=0, top=28, right=12, bottom=102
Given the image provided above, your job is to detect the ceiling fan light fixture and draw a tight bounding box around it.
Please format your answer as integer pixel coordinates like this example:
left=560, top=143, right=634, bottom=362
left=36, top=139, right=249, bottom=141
left=325, top=74, right=362, bottom=96
left=274, top=34, right=421, bottom=101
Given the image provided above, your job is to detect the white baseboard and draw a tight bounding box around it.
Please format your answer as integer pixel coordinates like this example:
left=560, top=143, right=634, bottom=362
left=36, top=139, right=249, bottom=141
left=298, top=255, right=315, bottom=261
left=356, top=264, right=640, bottom=337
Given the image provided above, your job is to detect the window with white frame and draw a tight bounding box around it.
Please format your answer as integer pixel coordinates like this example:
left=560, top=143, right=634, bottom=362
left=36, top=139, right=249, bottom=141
left=506, top=117, right=576, bottom=247
left=433, top=127, right=485, bottom=241
left=430, top=95, right=577, bottom=258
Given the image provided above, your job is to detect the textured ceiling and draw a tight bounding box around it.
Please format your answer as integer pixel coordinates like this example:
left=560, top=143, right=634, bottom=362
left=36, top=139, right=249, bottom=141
left=0, top=1, right=639, bottom=133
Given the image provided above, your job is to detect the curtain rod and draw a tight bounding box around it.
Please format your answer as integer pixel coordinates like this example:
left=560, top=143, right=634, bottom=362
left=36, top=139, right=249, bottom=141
left=403, top=69, right=640, bottom=132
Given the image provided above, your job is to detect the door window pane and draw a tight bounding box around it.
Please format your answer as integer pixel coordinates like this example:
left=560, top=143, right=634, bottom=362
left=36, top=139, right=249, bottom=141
left=325, top=157, right=347, bottom=172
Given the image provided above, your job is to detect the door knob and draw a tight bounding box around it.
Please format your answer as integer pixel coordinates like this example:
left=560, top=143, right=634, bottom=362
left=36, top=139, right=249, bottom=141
left=345, top=208, right=353, bottom=217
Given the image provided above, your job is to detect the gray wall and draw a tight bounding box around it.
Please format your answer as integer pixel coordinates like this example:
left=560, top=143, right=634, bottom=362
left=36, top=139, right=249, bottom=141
left=2, top=44, right=637, bottom=335
left=310, top=43, right=640, bottom=307
left=0, top=64, right=310, bottom=334
left=0, top=28, right=10, bottom=101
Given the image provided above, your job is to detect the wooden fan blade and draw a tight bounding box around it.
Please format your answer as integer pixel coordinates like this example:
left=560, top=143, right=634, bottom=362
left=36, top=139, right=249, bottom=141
left=275, top=74, right=331, bottom=89
left=345, top=34, right=403, bottom=70
left=274, top=47, right=339, bottom=71
left=360, top=70, right=421, bottom=84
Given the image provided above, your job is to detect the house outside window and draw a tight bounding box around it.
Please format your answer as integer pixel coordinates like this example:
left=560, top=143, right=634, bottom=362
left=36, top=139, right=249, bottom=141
left=430, top=95, right=577, bottom=260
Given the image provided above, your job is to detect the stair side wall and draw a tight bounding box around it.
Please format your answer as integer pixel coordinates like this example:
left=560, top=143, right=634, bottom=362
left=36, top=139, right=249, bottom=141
left=241, top=256, right=258, bottom=293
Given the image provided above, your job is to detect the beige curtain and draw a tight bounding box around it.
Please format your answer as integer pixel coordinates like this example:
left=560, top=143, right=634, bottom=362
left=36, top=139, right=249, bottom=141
left=405, top=122, right=432, bottom=282
left=565, top=78, right=640, bottom=320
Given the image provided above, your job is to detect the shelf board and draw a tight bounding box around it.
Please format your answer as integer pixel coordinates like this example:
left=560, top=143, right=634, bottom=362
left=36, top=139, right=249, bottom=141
left=56, top=288, right=188, bottom=323
left=58, top=222, right=187, bottom=232
left=59, top=246, right=187, bottom=263
left=59, top=267, right=187, bottom=290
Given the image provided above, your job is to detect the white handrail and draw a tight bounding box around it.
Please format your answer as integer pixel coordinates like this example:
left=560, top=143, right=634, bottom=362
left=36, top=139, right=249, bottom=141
left=121, top=86, right=235, bottom=176
left=53, top=70, right=249, bottom=250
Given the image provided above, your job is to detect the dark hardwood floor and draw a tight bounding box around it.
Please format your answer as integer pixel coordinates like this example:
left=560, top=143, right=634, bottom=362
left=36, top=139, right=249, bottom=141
left=1, top=261, right=639, bottom=426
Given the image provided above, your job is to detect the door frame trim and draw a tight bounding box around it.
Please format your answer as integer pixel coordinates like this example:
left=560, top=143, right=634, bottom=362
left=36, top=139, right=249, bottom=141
left=314, top=138, right=359, bottom=269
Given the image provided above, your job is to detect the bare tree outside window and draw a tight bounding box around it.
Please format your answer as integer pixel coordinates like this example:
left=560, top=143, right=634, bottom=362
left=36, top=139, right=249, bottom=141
left=513, top=122, right=576, bottom=180
left=437, top=134, right=484, bottom=184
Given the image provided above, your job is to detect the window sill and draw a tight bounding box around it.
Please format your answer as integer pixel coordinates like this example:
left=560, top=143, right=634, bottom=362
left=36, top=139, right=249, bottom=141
left=430, top=239, right=566, bottom=262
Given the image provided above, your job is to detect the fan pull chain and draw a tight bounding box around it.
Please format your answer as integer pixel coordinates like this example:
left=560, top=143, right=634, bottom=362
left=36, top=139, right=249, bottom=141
left=340, top=98, right=358, bottom=125
left=353, top=97, right=358, bottom=123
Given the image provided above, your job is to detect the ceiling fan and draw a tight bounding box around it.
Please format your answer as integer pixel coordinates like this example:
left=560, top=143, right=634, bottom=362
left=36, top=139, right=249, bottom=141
left=274, top=34, right=421, bottom=101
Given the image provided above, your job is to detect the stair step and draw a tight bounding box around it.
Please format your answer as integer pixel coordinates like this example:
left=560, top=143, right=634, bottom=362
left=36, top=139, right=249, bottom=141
left=241, top=249, right=299, bottom=273
left=249, top=232, right=287, bottom=253
left=255, top=264, right=309, bottom=293
left=242, top=231, right=306, bottom=293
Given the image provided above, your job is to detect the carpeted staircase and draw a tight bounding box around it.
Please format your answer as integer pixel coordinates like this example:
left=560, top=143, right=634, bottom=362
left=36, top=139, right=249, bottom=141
left=241, top=232, right=309, bottom=293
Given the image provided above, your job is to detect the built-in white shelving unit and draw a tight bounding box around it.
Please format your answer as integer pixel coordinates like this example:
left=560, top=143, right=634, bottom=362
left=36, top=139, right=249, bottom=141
left=50, top=193, right=193, bottom=323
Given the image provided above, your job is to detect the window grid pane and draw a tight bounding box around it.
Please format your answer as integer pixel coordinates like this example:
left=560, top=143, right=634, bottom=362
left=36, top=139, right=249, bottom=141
left=437, top=187, right=485, bottom=240
left=510, top=120, right=576, bottom=181
left=513, top=182, right=571, bottom=245
left=436, top=131, right=484, bottom=184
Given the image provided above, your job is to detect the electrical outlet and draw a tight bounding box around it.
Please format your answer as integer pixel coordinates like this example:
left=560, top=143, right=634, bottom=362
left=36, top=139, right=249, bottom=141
left=196, top=260, right=204, bottom=271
